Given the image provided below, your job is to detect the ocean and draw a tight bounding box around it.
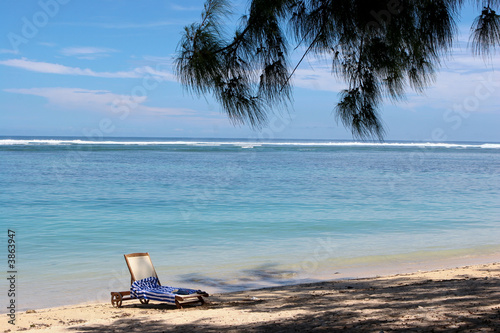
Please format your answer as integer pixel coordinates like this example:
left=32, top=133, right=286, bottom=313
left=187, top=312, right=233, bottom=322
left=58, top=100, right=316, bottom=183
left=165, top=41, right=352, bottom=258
left=1, top=137, right=499, bottom=311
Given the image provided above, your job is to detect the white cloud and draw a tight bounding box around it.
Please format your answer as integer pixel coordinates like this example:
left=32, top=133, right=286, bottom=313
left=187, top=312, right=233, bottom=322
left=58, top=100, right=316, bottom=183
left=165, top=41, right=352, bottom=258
left=390, top=44, right=500, bottom=114
left=60, top=47, right=118, bottom=60
left=58, top=20, right=184, bottom=29
left=294, top=66, right=346, bottom=93
left=0, top=58, right=134, bottom=78
left=0, top=48, right=19, bottom=55
left=291, top=55, right=352, bottom=93
left=171, top=4, right=203, bottom=11
left=401, top=70, right=500, bottom=114
left=290, top=46, right=500, bottom=116
left=38, top=42, right=57, bottom=47
left=4, top=87, right=195, bottom=116
left=0, top=58, right=176, bottom=81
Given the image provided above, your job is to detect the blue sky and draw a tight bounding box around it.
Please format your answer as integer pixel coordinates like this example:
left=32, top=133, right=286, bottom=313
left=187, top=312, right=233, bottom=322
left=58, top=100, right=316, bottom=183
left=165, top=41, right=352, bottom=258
left=0, top=0, right=499, bottom=142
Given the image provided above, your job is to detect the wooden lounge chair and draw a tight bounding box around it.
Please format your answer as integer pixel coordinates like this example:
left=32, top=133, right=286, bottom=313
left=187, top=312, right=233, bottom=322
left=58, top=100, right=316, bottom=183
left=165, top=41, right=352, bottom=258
left=110, top=252, right=208, bottom=308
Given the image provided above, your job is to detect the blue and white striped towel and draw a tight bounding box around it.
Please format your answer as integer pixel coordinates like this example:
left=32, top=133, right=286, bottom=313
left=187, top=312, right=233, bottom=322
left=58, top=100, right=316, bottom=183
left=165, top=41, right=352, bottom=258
left=130, top=276, right=199, bottom=305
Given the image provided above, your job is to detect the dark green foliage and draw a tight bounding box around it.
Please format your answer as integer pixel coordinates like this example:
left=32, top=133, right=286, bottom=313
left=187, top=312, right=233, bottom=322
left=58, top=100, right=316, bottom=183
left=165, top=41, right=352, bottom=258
left=176, top=0, right=499, bottom=139
left=471, top=5, right=500, bottom=56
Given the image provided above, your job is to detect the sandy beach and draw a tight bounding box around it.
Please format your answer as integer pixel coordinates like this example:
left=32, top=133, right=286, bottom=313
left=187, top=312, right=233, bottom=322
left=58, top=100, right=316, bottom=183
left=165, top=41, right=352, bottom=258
left=6, top=261, right=500, bottom=332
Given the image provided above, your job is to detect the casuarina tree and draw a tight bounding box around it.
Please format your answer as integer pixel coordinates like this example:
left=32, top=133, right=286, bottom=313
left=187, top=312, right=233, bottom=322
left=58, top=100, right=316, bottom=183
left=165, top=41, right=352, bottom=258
left=175, top=0, right=500, bottom=139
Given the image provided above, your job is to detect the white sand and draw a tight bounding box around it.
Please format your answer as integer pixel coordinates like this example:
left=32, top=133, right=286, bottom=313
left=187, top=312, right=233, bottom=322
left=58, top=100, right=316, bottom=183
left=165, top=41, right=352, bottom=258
left=5, top=262, right=500, bottom=332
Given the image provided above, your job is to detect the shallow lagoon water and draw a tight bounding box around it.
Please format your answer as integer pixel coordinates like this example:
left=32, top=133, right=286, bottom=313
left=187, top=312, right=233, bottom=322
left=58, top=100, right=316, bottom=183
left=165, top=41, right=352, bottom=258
left=1, top=137, right=499, bottom=310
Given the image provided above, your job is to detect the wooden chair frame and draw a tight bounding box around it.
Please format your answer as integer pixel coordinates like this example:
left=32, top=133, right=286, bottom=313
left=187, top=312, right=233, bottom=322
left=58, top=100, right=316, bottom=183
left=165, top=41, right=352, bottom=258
left=111, top=252, right=208, bottom=309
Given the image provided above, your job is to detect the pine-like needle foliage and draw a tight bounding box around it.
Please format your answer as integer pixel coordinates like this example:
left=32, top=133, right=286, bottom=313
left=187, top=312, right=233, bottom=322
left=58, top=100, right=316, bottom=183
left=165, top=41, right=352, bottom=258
left=176, top=0, right=499, bottom=139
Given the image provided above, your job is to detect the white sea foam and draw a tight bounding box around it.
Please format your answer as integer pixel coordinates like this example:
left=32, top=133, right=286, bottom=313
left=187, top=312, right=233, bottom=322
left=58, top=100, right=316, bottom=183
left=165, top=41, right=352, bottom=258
left=0, top=139, right=204, bottom=146
left=0, top=138, right=499, bottom=149
left=480, top=143, right=500, bottom=149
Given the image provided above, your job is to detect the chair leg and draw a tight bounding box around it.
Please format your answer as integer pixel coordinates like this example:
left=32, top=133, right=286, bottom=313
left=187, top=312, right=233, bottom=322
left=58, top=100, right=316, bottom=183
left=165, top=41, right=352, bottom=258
left=111, top=293, right=123, bottom=308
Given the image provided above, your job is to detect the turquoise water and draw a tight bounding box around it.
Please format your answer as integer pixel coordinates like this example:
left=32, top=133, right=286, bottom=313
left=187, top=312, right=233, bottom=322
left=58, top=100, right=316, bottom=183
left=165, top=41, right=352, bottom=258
left=1, top=137, right=499, bottom=311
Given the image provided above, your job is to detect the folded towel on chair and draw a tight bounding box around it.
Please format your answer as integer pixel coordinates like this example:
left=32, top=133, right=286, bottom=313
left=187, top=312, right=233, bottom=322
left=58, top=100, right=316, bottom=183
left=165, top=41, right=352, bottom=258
left=130, top=276, right=203, bottom=305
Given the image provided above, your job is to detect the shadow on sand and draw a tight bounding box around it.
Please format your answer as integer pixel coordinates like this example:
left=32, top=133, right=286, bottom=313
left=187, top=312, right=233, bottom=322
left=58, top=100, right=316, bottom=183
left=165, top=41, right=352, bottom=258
left=70, top=267, right=500, bottom=332
left=178, top=263, right=311, bottom=292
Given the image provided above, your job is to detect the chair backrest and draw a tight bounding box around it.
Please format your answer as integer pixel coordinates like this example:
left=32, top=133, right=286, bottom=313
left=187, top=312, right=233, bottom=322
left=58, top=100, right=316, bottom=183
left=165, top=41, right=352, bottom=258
left=124, top=253, right=160, bottom=285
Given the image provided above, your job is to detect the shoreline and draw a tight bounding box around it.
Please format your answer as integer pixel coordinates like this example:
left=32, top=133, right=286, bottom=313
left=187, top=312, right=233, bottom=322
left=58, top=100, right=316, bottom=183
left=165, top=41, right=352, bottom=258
left=8, top=249, right=500, bottom=313
left=7, top=261, right=500, bottom=332
left=305, top=249, right=500, bottom=281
